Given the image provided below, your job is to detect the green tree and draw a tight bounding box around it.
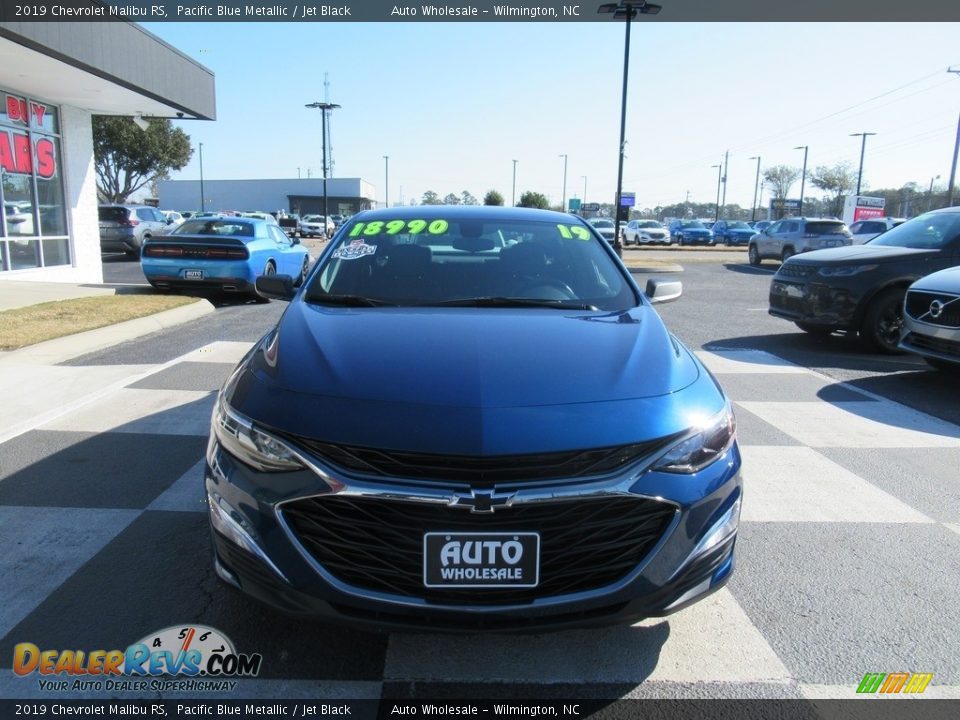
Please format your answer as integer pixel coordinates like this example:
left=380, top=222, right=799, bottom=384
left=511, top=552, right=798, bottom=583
left=517, top=191, right=550, bottom=209
left=762, top=165, right=801, bottom=200
left=93, top=116, right=192, bottom=203
left=483, top=190, right=504, bottom=206
left=443, top=193, right=461, bottom=205
left=461, top=191, right=479, bottom=206
left=421, top=190, right=442, bottom=205
left=809, top=163, right=857, bottom=218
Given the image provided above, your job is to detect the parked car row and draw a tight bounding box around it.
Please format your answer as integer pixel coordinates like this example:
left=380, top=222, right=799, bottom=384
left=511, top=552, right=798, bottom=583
left=765, top=207, right=960, bottom=366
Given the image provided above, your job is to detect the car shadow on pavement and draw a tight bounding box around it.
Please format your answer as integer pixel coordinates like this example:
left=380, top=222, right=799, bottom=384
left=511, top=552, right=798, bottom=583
left=722, top=263, right=778, bottom=276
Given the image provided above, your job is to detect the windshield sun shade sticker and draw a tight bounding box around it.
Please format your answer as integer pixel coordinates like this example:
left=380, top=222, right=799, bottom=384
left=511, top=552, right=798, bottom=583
left=333, top=239, right=377, bottom=260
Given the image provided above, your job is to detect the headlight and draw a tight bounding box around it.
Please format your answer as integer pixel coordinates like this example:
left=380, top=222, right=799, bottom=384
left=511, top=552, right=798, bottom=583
left=817, top=264, right=878, bottom=277
left=212, top=394, right=304, bottom=472
left=653, top=404, right=736, bottom=474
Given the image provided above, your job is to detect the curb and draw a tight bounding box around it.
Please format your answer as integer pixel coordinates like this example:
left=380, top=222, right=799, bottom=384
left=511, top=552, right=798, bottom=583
left=624, top=263, right=684, bottom=273
left=0, top=298, right=215, bottom=366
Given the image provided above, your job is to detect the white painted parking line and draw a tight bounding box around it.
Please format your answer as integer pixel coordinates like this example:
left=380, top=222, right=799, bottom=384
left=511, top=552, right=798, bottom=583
left=41, top=388, right=214, bottom=436
left=738, top=401, right=960, bottom=449
left=695, top=350, right=808, bottom=374
left=180, top=341, right=254, bottom=365
left=383, top=589, right=791, bottom=684
left=739, top=446, right=934, bottom=524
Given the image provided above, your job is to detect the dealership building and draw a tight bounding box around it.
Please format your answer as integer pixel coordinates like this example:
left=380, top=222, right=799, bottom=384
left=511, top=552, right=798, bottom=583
left=0, top=22, right=214, bottom=283
left=158, top=178, right=377, bottom=218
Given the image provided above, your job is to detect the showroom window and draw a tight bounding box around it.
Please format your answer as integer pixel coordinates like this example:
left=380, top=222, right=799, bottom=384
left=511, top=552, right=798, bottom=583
left=1, top=90, right=69, bottom=272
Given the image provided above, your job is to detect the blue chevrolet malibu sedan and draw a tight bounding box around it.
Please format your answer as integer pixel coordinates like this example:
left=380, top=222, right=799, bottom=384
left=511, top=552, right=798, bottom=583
left=141, top=216, right=310, bottom=300
left=206, top=206, right=742, bottom=631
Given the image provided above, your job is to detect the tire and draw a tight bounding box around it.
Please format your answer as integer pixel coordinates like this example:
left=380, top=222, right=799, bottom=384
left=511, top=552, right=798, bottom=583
left=295, top=256, right=309, bottom=287
left=795, top=322, right=833, bottom=337
left=860, top=288, right=906, bottom=353
left=677, top=235, right=685, bottom=246
left=748, top=244, right=761, bottom=266
left=252, top=261, right=276, bottom=303
left=780, top=246, right=795, bottom=263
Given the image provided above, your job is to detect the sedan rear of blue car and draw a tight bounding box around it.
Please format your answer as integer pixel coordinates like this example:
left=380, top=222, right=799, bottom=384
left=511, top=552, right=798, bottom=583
left=205, top=206, right=742, bottom=631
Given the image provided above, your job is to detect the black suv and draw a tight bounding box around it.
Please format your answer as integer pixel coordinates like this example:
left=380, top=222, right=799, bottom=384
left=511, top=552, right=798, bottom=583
left=768, top=208, right=960, bottom=351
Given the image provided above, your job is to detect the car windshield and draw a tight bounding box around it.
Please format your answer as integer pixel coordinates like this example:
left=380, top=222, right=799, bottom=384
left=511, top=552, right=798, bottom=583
left=304, top=215, right=323, bottom=222
left=637, top=221, right=661, bottom=228
left=174, top=219, right=255, bottom=237
left=680, top=221, right=706, bottom=229
left=868, top=212, right=960, bottom=249
left=306, top=215, right=636, bottom=312
left=727, top=221, right=751, bottom=229
left=589, top=219, right=614, bottom=228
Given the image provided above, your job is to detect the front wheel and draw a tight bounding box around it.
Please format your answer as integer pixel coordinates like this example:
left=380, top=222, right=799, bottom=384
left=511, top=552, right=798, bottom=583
left=781, top=247, right=795, bottom=263
left=860, top=288, right=906, bottom=353
left=748, top=244, right=760, bottom=266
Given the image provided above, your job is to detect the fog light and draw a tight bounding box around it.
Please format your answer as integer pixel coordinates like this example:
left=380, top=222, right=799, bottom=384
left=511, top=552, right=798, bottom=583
left=208, top=492, right=288, bottom=582
left=691, top=496, right=741, bottom=561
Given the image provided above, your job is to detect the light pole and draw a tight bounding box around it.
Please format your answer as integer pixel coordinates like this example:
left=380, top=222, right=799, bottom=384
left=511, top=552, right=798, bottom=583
left=748, top=155, right=761, bottom=222
left=928, top=174, right=941, bottom=212
left=305, top=101, right=341, bottom=223
left=948, top=65, right=960, bottom=207
left=795, top=145, right=808, bottom=216
left=711, top=164, right=722, bottom=221
left=599, top=0, right=662, bottom=255
left=511, top=159, right=518, bottom=206
left=559, top=154, right=568, bottom=212
left=581, top=175, right=588, bottom=206
left=383, top=155, right=389, bottom=209
left=720, top=149, right=728, bottom=218
left=850, top=132, right=876, bottom=196
left=198, top=142, right=205, bottom=211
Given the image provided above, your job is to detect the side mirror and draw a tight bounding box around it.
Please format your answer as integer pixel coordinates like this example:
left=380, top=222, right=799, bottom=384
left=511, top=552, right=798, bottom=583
left=645, top=278, right=682, bottom=304
left=292, top=237, right=301, bottom=245
left=256, top=274, right=296, bottom=301
left=166, top=218, right=174, bottom=225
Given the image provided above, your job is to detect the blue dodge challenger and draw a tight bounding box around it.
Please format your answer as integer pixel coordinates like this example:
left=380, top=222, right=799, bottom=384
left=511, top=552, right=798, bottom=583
left=206, top=205, right=742, bottom=631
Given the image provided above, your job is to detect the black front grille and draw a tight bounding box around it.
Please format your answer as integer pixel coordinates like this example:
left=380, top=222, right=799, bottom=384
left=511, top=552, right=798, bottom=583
left=902, top=332, right=960, bottom=358
left=283, top=495, right=676, bottom=605
left=776, top=263, right=816, bottom=280
left=290, top=438, right=674, bottom=487
left=905, top=291, right=960, bottom=328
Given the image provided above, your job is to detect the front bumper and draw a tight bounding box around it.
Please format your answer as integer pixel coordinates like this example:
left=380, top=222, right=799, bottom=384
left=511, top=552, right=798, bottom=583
left=769, top=275, right=859, bottom=329
left=900, top=317, right=960, bottom=365
left=205, top=433, right=742, bottom=632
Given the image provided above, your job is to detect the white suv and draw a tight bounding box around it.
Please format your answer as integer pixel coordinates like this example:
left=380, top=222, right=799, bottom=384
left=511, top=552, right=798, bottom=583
left=849, top=217, right=906, bottom=244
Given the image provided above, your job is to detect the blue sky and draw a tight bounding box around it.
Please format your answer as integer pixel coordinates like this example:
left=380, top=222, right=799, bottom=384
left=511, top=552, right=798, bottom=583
left=143, top=21, right=960, bottom=211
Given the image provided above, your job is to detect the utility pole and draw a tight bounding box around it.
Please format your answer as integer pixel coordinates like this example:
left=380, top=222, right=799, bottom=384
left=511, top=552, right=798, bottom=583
left=748, top=156, right=761, bottom=222
left=711, top=164, right=722, bottom=221
left=511, top=159, right=518, bottom=206
left=306, top=101, right=341, bottom=224
left=198, top=142, right=205, bottom=211
left=795, top=146, right=809, bottom=216
left=559, top=154, right=568, bottom=212
left=851, top=132, right=876, bottom=196
left=720, top=150, right=728, bottom=218
left=947, top=66, right=960, bottom=206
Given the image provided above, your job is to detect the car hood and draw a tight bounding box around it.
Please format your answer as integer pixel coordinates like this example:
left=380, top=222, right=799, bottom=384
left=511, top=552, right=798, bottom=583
left=789, top=245, right=939, bottom=265
left=228, top=304, right=712, bottom=455
left=909, top=265, right=960, bottom=292
left=681, top=228, right=711, bottom=234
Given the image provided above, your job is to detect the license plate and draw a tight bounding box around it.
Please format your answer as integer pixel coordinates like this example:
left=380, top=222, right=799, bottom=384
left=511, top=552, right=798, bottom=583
left=184, top=270, right=204, bottom=280
left=423, top=532, right=540, bottom=588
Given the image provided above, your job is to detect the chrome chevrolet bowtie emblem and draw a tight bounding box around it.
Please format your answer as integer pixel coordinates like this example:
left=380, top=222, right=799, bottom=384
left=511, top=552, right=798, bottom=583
left=449, top=489, right=516, bottom=514
left=929, top=300, right=944, bottom=319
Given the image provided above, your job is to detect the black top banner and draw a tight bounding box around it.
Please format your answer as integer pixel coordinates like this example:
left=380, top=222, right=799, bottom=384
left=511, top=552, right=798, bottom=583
left=1, top=0, right=960, bottom=22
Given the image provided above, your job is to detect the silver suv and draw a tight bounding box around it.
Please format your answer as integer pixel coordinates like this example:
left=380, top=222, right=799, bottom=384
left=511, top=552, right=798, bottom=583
left=99, top=205, right=170, bottom=256
left=748, top=217, right=852, bottom=265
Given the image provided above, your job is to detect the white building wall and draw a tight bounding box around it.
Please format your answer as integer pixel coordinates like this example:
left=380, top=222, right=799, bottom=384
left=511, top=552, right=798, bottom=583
left=158, top=178, right=372, bottom=214
left=10, top=105, right=102, bottom=284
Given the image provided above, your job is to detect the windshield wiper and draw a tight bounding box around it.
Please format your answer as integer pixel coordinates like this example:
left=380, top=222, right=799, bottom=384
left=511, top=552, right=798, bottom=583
left=431, top=296, right=599, bottom=311
left=305, top=293, right=395, bottom=307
